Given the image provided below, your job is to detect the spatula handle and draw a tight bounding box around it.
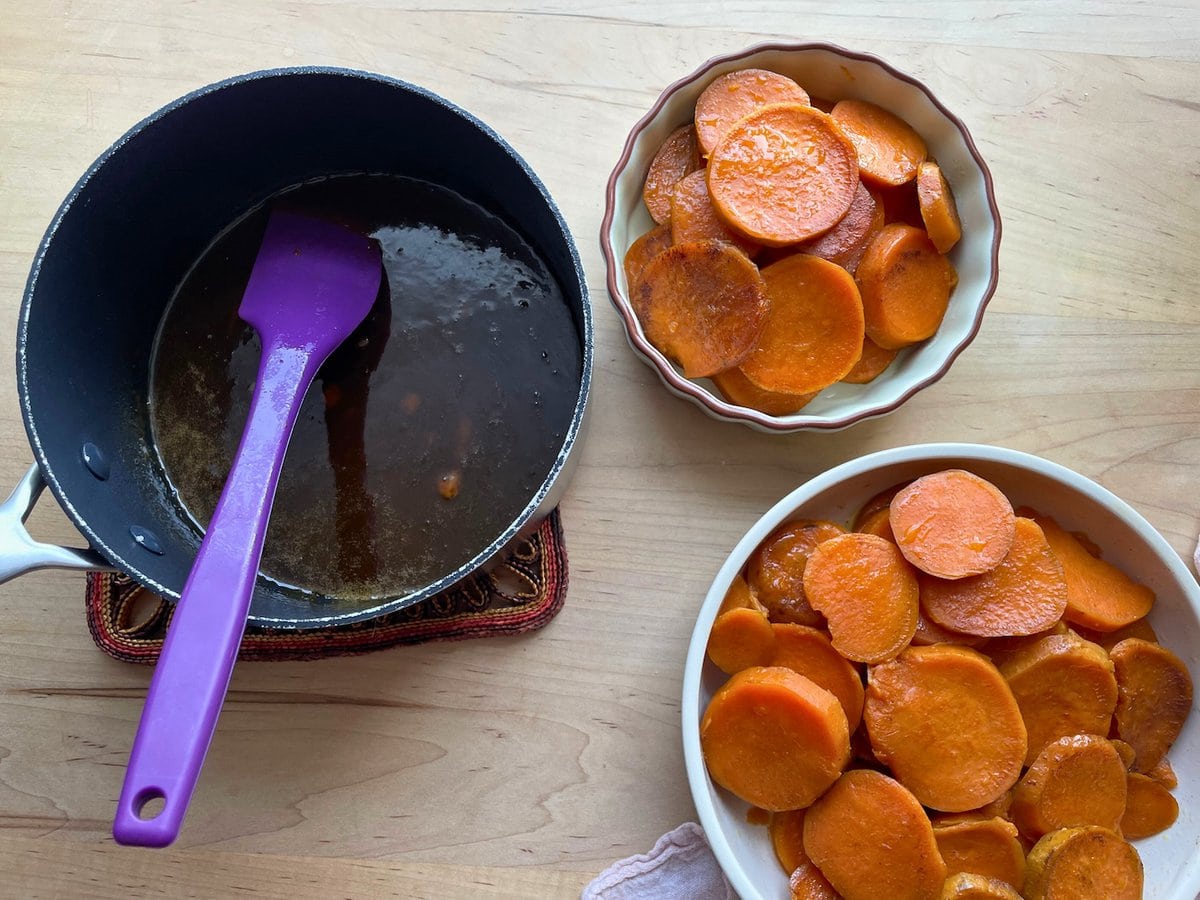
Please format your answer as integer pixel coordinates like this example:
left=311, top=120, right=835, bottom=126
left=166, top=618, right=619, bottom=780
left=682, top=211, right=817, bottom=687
left=113, top=340, right=318, bottom=847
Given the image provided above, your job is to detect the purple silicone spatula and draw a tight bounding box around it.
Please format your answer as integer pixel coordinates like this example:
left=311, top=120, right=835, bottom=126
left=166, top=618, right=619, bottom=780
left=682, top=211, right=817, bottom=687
left=113, top=211, right=382, bottom=847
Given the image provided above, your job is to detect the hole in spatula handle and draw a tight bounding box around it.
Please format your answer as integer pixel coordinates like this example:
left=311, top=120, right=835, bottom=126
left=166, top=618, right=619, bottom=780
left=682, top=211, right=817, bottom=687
left=134, top=788, right=166, bottom=820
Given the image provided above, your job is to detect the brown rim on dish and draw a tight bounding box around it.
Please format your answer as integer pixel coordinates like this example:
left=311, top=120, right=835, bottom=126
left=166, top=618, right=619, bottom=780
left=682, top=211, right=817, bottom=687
left=600, top=41, right=1002, bottom=432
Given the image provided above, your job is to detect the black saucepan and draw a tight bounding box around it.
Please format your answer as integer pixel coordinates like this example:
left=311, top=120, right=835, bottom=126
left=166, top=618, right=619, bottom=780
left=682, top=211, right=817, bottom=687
left=5, top=67, right=591, bottom=627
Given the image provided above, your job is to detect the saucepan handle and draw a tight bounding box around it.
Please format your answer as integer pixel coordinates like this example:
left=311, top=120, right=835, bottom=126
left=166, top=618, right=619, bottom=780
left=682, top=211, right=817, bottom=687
left=0, top=464, right=111, bottom=583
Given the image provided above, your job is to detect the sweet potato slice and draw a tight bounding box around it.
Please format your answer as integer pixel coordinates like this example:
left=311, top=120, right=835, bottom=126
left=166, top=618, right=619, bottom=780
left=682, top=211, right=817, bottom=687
left=771, top=623, right=866, bottom=730
left=708, top=103, right=860, bottom=246
left=670, top=170, right=760, bottom=256
left=1110, top=739, right=1137, bottom=770
left=739, top=254, right=866, bottom=395
left=918, top=517, right=1068, bottom=637
left=631, top=240, right=768, bottom=378
left=770, top=808, right=809, bottom=875
left=1145, top=756, right=1177, bottom=789
left=706, top=606, right=776, bottom=675
left=710, top=366, right=817, bottom=415
left=999, top=633, right=1118, bottom=765
left=840, top=335, right=898, bottom=384
left=642, top=123, right=701, bottom=224
left=1009, top=735, right=1128, bottom=840
left=865, top=645, right=1027, bottom=812
left=912, top=610, right=987, bottom=648
left=1109, top=637, right=1193, bottom=771
left=747, top=519, right=846, bottom=626
left=890, top=469, right=1017, bottom=580
left=789, top=861, right=841, bottom=899
left=803, top=533, right=919, bottom=664
left=694, top=68, right=811, bottom=156
left=1029, top=514, right=1155, bottom=631
left=852, top=482, right=910, bottom=530
left=1120, top=772, right=1179, bottom=839
left=854, top=506, right=896, bottom=543
left=939, top=873, right=1021, bottom=900
left=933, top=818, right=1025, bottom=890
left=796, top=180, right=885, bottom=273
left=623, top=222, right=673, bottom=290
left=700, top=666, right=850, bottom=811
left=1073, top=617, right=1157, bottom=651
left=831, top=99, right=927, bottom=187
left=917, top=160, right=962, bottom=254
left=803, top=769, right=947, bottom=900
left=857, top=223, right=956, bottom=349
left=1023, top=826, right=1142, bottom=900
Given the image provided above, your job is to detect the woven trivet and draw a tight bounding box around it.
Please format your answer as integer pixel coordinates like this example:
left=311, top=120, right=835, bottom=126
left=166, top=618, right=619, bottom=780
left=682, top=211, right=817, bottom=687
left=85, top=509, right=566, bottom=663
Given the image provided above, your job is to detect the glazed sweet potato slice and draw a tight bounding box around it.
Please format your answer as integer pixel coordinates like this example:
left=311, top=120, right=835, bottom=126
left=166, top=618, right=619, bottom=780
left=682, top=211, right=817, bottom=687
left=710, top=366, right=817, bottom=416
left=1109, top=637, right=1192, bottom=771
left=1023, top=826, right=1142, bottom=900
left=803, top=533, right=919, bottom=664
left=852, top=481, right=910, bottom=530
left=631, top=240, right=768, bottom=378
left=694, top=68, right=811, bottom=156
left=1073, top=617, right=1157, bottom=651
left=739, top=254, right=866, bottom=395
left=865, top=645, right=1027, bottom=811
left=706, top=606, right=776, bottom=675
left=789, top=860, right=841, bottom=899
left=917, top=160, right=962, bottom=254
left=1120, top=772, right=1179, bottom=839
left=840, top=335, right=898, bottom=384
left=857, top=223, right=956, bottom=350
left=1009, top=734, right=1128, bottom=840
left=796, top=180, right=885, bottom=274
left=912, top=610, right=987, bottom=648
left=854, top=506, right=896, bottom=543
left=890, top=469, right=1016, bottom=580
left=747, top=519, right=846, bottom=626
left=770, top=808, right=809, bottom=875
left=999, top=632, right=1118, bottom=766
left=623, top=222, right=673, bottom=290
left=939, top=873, right=1022, bottom=900
left=771, top=623, right=866, bottom=730
left=700, top=666, right=850, bottom=811
left=708, top=103, right=860, bottom=246
left=1145, top=756, right=1178, bottom=789
left=803, top=769, right=947, bottom=900
left=670, top=170, right=760, bottom=255
left=933, top=817, right=1025, bottom=890
left=1110, top=738, right=1137, bottom=770
left=918, top=517, right=1068, bottom=637
left=831, top=99, right=927, bottom=187
left=642, top=123, right=701, bottom=224
left=1029, top=514, right=1155, bottom=631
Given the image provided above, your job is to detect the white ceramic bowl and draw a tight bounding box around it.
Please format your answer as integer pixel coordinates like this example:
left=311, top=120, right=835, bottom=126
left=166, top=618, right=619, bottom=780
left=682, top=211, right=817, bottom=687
left=601, top=43, right=1001, bottom=432
left=682, top=443, right=1200, bottom=898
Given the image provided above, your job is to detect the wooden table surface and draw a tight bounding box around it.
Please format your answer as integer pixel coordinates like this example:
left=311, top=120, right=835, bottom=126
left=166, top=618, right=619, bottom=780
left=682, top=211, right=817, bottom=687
left=2, top=2, right=1198, bottom=897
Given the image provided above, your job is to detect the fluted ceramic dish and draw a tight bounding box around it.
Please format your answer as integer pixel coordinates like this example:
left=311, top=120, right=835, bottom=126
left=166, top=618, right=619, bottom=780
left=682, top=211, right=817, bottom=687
left=601, top=43, right=1002, bottom=432
left=682, top=443, right=1199, bottom=898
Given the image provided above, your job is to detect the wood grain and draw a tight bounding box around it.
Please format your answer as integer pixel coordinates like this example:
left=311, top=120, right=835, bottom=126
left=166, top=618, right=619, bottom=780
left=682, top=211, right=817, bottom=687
left=1, top=2, right=1198, bottom=896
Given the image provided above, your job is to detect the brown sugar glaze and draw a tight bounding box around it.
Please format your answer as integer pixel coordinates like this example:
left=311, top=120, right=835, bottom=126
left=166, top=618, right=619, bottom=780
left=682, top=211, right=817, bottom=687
left=149, top=174, right=581, bottom=601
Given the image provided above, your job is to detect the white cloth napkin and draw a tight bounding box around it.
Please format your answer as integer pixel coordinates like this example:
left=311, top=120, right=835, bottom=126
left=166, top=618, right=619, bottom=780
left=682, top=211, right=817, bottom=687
left=582, top=822, right=736, bottom=900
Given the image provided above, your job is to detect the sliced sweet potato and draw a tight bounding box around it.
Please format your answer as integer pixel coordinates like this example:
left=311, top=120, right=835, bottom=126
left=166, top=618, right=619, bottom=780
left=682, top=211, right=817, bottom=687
left=912, top=610, right=987, bottom=648
left=1073, top=617, right=1157, bottom=651
left=710, top=366, right=817, bottom=415
left=831, top=99, right=927, bottom=187
left=796, top=180, right=885, bottom=273
left=1009, top=734, right=1128, bottom=840
left=1120, top=772, right=1179, bottom=839
left=642, top=123, right=701, bottom=224
left=1110, top=739, right=1137, bottom=770
left=857, top=223, right=956, bottom=350
left=939, top=873, right=1021, bottom=900
left=771, top=623, right=866, bottom=730
left=694, top=68, right=811, bottom=156
left=706, top=606, right=776, bottom=675
left=933, top=817, right=1025, bottom=890
left=631, top=239, right=768, bottom=378
left=918, top=517, right=1068, bottom=637
left=1145, top=757, right=1177, bottom=789
left=852, top=482, right=910, bottom=530
left=890, top=470, right=1016, bottom=580
left=803, top=533, right=920, bottom=664
left=739, top=254, right=866, bottom=395
left=670, top=169, right=760, bottom=256
left=865, top=645, right=1027, bottom=812
left=855, top=506, right=896, bottom=543
left=770, top=808, right=809, bottom=875
left=623, top=222, right=673, bottom=290
left=708, top=103, right=860, bottom=246
left=1029, top=514, right=1155, bottom=631
left=1023, top=826, right=1142, bottom=900
left=747, top=519, right=846, bottom=626
left=700, top=666, right=850, bottom=811
left=917, top=160, right=962, bottom=254
left=803, top=769, right=947, bottom=900
left=841, top=335, right=899, bottom=384
left=789, top=860, right=842, bottom=899
left=999, top=633, right=1118, bottom=766
left=1109, top=637, right=1193, bottom=771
